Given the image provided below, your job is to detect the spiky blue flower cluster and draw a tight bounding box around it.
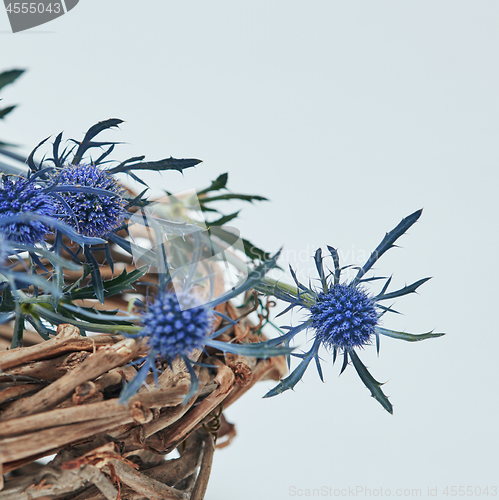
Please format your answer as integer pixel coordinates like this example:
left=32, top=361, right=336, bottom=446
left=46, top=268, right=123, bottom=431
left=259, top=209, right=444, bottom=413
left=0, top=175, right=55, bottom=244
left=139, top=292, right=213, bottom=361
left=54, top=164, right=126, bottom=238
left=311, top=284, right=378, bottom=349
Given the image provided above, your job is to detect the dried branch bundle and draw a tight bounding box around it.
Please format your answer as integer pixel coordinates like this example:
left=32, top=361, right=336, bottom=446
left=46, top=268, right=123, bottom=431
left=0, top=296, right=286, bottom=500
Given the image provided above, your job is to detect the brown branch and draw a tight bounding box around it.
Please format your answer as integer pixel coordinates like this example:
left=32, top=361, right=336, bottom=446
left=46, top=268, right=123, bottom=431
left=191, top=432, right=215, bottom=500
left=106, top=459, right=188, bottom=500
left=0, top=463, right=119, bottom=500
left=145, top=361, right=235, bottom=454
left=0, top=331, right=123, bottom=372
left=0, top=338, right=142, bottom=421
left=0, top=383, right=44, bottom=405
left=0, top=351, right=89, bottom=383
left=222, top=355, right=287, bottom=409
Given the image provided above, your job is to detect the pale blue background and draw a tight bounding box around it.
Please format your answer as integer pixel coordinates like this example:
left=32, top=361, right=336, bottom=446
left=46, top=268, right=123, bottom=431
left=1, top=2, right=498, bottom=498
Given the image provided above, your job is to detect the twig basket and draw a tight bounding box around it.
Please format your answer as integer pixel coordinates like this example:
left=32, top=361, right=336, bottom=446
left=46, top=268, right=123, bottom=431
left=0, top=286, right=286, bottom=500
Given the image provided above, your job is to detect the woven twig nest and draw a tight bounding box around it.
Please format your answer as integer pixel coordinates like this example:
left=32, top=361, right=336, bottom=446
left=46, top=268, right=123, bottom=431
left=0, top=253, right=286, bottom=499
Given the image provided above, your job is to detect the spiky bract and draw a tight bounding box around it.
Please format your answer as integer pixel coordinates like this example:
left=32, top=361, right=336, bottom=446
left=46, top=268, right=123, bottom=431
left=311, top=284, right=378, bottom=350
left=139, top=291, right=213, bottom=361
left=0, top=175, right=55, bottom=244
left=54, top=164, right=126, bottom=238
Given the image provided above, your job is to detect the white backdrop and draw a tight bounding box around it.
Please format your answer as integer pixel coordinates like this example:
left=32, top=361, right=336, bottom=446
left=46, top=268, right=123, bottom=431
left=1, top=2, right=498, bottom=498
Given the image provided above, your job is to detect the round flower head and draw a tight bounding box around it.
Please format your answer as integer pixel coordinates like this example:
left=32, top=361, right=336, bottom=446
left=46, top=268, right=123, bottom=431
left=0, top=175, right=56, bottom=244
left=310, top=284, right=378, bottom=350
left=54, top=164, right=127, bottom=238
left=139, top=291, right=213, bottom=361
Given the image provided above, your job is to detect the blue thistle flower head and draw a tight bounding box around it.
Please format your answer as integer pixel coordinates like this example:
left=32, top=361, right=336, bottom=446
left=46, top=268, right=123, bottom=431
left=118, top=250, right=292, bottom=405
left=139, top=291, right=213, bottom=361
left=53, top=164, right=127, bottom=238
left=0, top=175, right=56, bottom=244
left=311, top=284, right=378, bottom=350
left=259, top=209, right=444, bottom=413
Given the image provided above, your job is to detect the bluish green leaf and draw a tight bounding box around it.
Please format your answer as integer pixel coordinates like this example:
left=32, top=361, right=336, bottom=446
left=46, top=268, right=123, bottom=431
left=118, top=356, right=153, bottom=404
left=109, top=157, right=201, bottom=175
left=69, top=265, right=148, bottom=300
left=83, top=246, right=104, bottom=304
left=349, top=349, right=393, bottom=414
left=205, top=338, right=293, bottom=358
left=0, top=105, right=15, bottom=119
left=264, top=338, right=321, bottom=397
left=206, top=249, right=281, bottom=308
left=197, top=173, right=228, bottom=196
left=375, top=277, right=431, bottom=301
left=200, top=193, right=267, bottom=204
left=353, top=209, right=423, bottom=284
left=376, top=327, right=444, bottom=342
left=0, top=311, right=15, bottom=325
left=72, top=118, right=123, bottom=165
left=0, top=69, right=24, bottom=91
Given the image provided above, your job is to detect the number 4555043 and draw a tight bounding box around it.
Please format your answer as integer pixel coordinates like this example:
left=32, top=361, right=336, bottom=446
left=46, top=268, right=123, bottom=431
left=5, top=3, right=61, bottom=14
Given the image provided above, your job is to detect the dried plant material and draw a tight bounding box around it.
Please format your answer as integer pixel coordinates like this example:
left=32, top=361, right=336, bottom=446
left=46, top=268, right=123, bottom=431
left=0, top=339, right=143, bottom=421
left=225, top=352, right=257, bottom=387
left=0, top=384, right=43, bottom=405
left=1, top=351, right=89, bottom=383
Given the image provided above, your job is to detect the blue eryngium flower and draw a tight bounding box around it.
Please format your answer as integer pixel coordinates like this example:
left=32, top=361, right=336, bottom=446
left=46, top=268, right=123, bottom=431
left=0, top=175, right=56, bottom=244
left=259, top=209, right=444, bottom=413
left=118, top=250, right=294, bottom=405
left=53, top=164, right=126, bottom=238
left=139, top=292, right=213, bottom=360
left=311, top=284, right=378, bottom=349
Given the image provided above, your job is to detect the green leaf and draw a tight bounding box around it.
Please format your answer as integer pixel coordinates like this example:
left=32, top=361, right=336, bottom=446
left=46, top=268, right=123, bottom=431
left=207, top=211, right=240, bottom=226
left=109, top=157, right=201, bottom=175
left=197, top=173, right=229, bottom=195
left=72, top=118, right=123, bottom=164
left=242, top=237, right=272, bottom=262
left=0, top=105, right=15, bottom=120
left=69, top=265, right=148, bottom=301
left=200, top=193, right=268, bottom=204
left=32, top=304, right=140, bottom=335
left=83, top=246, right=105, bottom=304
left=61, top=304, right=136, bottom=324
left=349, top=349, right=393, bottom=414
left=376, top=327, right=445, bottom=342
left=0, top=69, right=24, bottom=92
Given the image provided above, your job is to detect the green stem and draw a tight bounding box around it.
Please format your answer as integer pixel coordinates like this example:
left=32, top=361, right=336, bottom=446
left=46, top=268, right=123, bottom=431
left=262, top=277, right=315, bottom=305
left=11, top=309, right=24, bottom=348
left=32, top=304, right=141, bottom=335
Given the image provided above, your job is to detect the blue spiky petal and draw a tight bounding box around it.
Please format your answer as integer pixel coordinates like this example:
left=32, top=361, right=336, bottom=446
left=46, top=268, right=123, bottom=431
left=310, top=284, right=378, bottom=350
left=53, top=164, right=127, bottom=238
left=0, top=175, right=56, bottom=244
